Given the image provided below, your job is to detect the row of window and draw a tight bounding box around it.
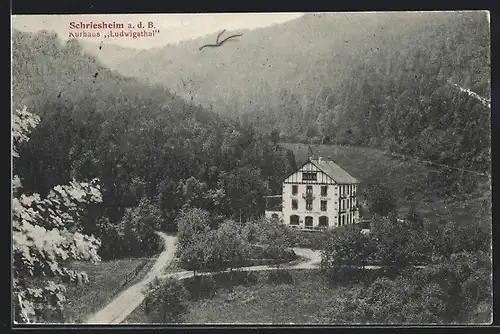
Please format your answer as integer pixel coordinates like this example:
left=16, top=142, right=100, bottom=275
left=302, top=172, right=317, bottom=181
left=283, top=214, right=357, bottom=228
left=292, top=185, right=329, bottom=196
left=340, top=197, right=356, bottom=210
left=292, top=185, right=356, bottom=197
left=292, top=199, right=328, bottom=211
left=340, top=184, right=356, bottom=196
left=339, top=213, right=355, bottom=226
left=290, top=215, right=329, bottom=227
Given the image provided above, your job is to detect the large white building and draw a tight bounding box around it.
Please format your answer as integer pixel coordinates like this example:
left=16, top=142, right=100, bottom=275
left=265, top=157, right=360, bottom=230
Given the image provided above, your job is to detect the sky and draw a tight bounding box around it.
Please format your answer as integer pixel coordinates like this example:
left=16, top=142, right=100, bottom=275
left=11, top=13, right=304, bottom=49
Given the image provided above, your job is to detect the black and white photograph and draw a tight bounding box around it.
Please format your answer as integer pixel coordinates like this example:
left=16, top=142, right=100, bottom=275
left=11, top=11, right=492, bottom=325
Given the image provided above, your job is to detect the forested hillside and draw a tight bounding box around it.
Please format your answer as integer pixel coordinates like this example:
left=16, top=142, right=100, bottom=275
left=12, top=29, right=296, bottom=260
left=86, top=11, right=491, bottom=177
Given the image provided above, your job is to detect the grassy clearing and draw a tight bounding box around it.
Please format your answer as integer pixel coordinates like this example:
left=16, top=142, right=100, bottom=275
left=60, top=256, right=158, bottom=323
left=125, top=269, right=357, bottom=324
left=282, top=143, right=491, bottom=225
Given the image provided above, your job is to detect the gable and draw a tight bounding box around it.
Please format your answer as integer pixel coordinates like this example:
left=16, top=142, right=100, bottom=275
left=283, top=162, right=337, bottom=184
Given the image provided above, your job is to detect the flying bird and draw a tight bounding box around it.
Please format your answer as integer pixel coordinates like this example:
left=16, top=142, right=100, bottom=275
left=199, top=29, right=242, bottom=51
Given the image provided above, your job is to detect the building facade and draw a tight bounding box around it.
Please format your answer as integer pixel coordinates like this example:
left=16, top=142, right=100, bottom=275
left=265, top=157, right=360, bottom=230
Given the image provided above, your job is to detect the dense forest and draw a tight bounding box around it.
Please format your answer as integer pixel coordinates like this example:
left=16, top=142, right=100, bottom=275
left=88, top=12, right=490, bottom=177
left=12, top=29, right=296, bottom=260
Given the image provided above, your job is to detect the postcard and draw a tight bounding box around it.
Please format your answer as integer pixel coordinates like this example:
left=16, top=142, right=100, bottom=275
left=11, top=11, right=492, bottom=325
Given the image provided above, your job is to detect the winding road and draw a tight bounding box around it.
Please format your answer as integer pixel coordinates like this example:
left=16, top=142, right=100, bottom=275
left=84, top=232, right=323, bottom=324
left=84, top=232, right=425, bottom=324
left=84, top=232, right=178, bottom=324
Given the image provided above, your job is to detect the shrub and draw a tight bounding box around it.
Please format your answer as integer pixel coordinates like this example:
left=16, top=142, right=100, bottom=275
left=182, top=275, right=217, bottom=301
left=362, top=182, right=397, bottom=217
left=144, top=277, right=189, bottom=323
left=267, top=270, right=294, bottom=285
left=213, top=271, right=259, bottom=289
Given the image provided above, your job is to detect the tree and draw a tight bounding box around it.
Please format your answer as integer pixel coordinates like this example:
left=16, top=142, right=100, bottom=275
left=119, top=197, right=163, bottom=257
left=177, top=233, right=207, bottom=276
left=174, top=208, right=211, bottom=249
left=13, top=106, right=103, bottom=323
left=270, top=129, right=280, bottom=144
left=255, top=218, right=290, bottom=271
left=363, top=182, right=397, bottom=217
left=216, top=220, right=250, bottom=271
left=405, top=204, right=424, bottom=230
left=321, top=225, right=374, bottom=271
left=144, top=277, right=189, bottom=323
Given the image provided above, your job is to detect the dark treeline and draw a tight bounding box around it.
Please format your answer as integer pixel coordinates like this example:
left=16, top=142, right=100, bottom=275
left=12, top=29, right=296, bottom=260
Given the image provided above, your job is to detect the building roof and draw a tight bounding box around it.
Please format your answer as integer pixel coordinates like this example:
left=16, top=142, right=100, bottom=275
left=309, top=158, right=360, bottom=184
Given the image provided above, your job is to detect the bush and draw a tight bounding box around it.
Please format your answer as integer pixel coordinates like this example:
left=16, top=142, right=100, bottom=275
left=362, top=182, right=397, bottom=217
left=324, top=251, right=492, bottom=324
left=267, top=270, right=294, bottom=285
left=213, top=271, right=259, bottom=288
left=144, top=277, right=189, bottom=323
left=182, top=276, right=217, bottom=301
left=321, top=224, right=374, bottom=276
left=120, top=198, right=163, bottom=257
left=323, top=266, right=382, bottom=287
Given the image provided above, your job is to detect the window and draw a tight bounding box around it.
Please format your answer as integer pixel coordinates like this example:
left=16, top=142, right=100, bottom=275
left=303, top=172, right=317, bottom=181
left=306, top=186, right=313, bottom=194
left=342, top=215, right=345, bottom=226
left=321, top=186, right=328, bottom=197
left=305, top=216, right=313, bottom=227
left=347, top=185, right=350, bottom=195
left=290, top=215, right=299, bottom=225
left=319, top=216, right=329, bottom=228
left=292, top=199, right=298, bottom=210
left=292, top=185, right=298, bottom=195
left=321, top=200, right=327, bottom=211
left=306, top=199, right=313, bottom=211
left=347, top=200, right=350, bottom=209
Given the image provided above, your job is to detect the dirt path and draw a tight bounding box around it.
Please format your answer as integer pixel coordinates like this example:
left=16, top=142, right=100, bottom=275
left=84, top=232, right=177, bottom=324
left=156, top=247, right=323, bottom=282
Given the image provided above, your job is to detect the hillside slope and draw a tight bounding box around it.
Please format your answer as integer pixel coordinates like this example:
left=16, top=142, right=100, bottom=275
left=83, top=12, right=491, bottom=178
left=12, top=29, right=296, bottom=259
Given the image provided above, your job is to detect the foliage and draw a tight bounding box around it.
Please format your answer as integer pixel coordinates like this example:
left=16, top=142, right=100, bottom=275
left=321, top=225, right=374, bottom=270
left=12, top=107, right=103, bottom=323
left=175, top=211, right=250, bottom=274
left=12, top=29, right=295, bottom=259
left=105, top=13, right=490, bottom=187
left=318, top=201, right=491, bottom=324
left=177, top=233, right=208, bottom=276
left=326, top=251, right=491, bottom=324
left=362, top=182, right=397, bottom=217
left=175, top=208, right=211, bottom=251
left=216, top=220, right=250, bottom=270
left=119, top=198, right=163, bottom=257
left=144, top=277, right=189, bottom=323
left=267, top=270, right=295, bottom=285
left=253, top=218, right=291, bottom=270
